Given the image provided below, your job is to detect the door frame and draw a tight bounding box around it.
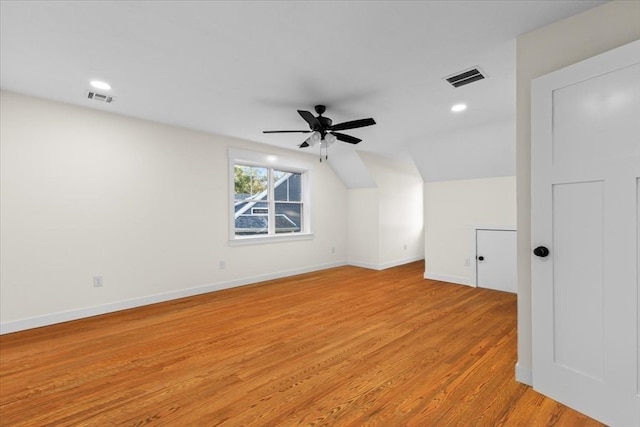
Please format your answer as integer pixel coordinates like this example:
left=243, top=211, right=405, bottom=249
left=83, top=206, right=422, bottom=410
left=470, top=224, right=516, bottom=288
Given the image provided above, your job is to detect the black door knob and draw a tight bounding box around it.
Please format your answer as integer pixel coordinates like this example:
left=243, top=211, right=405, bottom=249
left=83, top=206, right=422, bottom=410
left=477, top=256, right=484, bottom=261
left=533, top=246, right=549, bottom=258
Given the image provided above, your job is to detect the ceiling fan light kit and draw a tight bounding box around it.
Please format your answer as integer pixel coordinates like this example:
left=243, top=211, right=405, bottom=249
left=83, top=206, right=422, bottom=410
left=263, top=105, right=376, bottom=161
left=305, top=131, right=321, bottom=146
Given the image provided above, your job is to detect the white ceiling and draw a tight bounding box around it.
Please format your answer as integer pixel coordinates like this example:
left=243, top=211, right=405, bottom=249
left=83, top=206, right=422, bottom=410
left=0, top=1, right=605, bottom=161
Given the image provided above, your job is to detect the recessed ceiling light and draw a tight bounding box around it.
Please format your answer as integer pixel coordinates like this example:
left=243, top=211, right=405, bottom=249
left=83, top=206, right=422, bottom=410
left=90, top=80, right=111, bottom=91
left=451, top=103, right=467, bottom=113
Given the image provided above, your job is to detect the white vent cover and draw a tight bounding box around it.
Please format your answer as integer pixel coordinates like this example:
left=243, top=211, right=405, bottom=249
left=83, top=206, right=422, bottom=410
left=86, top=91, right=115, bottom=103
left=444, top=67, right=486, bottom=88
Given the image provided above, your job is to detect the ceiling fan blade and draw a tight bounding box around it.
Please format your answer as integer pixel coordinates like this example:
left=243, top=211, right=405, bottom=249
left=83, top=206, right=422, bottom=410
left=263, top=130, right=312, bottom=133
left=331, top=132, right=361, bottom=145
left=329, top=118, right=376, bottom=131
left=298, top=110, right=321, bottom=130
left=299, top=141, right=310, bottom=148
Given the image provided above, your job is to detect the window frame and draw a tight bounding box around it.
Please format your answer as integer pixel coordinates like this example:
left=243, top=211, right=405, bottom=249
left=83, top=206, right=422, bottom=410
left=228, top=148, right=313, bottom=245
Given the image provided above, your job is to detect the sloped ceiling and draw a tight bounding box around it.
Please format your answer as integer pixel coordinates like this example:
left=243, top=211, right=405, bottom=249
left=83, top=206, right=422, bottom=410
left=0, top=1, right=605, bottom=183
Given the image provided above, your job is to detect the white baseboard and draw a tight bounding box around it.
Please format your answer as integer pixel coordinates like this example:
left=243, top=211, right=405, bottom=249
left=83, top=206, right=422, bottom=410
left=515, top=362, right=533, bottom=386
left=0, top=261, right=347, bottom=335
left=347, top=260, right=380, bottom=270
left=423, top=272, right=472, bottom=286
left=378, top=256, right=424, bottom=270
left=349, top=256, right=424, bottom=271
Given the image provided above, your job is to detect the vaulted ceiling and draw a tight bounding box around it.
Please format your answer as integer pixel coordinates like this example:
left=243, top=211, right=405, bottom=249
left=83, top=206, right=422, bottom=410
left=1, top=1, right=604, bottom=163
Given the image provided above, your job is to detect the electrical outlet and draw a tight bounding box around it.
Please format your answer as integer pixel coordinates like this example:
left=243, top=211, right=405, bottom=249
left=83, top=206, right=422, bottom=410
left=219, top=261, right=226, bottom=270
left=93, top=276, right=103, bottom=287
left=331, top=247, right=335, bottom=254
left=404, top=244, right=407, bottom=251
left=464, top=258, right=470, bottom=267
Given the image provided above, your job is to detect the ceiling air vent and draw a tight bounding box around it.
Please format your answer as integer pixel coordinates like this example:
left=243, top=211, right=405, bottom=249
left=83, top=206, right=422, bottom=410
left=444, top=67, right=486, bottom=88
left=86, top=91, right=115, bottom=103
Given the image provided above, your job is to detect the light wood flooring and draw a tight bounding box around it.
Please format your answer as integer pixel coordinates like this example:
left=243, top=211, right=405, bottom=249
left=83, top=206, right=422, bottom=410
left=0, top=261, right=603, bottom=426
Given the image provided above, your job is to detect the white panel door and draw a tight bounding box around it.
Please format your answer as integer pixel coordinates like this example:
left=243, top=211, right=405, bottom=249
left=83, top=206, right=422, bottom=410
left=531, top=40, right=640, bottom=427
left=476, top=229, right=517, bottom=293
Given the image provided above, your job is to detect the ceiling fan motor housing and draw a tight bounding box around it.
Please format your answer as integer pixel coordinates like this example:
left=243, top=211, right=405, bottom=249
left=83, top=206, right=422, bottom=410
left=313, top=105, right=332, bottom=133
left=317, top=116, right=332, bottom=132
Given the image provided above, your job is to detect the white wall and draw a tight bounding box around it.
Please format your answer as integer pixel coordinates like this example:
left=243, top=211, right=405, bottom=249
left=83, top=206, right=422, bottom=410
left=515, top=0, right=640, bottom=385
left=423, top=176, right=516, bottom=285
left=347, top=153, right=424, bottom=269
left=347, top=189, right=379, bottom=267
left=0, top=91, right=349, bottom=333
left=362, top=153, right=424, bottom=268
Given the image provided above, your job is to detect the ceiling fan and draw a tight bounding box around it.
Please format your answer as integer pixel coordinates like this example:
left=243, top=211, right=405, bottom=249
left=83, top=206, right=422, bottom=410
left=263, top=105, right=376, bottom=160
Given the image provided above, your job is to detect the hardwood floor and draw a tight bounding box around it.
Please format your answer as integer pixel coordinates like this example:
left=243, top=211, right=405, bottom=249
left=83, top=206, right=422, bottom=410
left=0, top=261, right=603, bottom=426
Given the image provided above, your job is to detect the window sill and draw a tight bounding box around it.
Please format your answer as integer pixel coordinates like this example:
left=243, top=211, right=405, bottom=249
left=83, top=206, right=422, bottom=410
left=229, top=233, right=314, bottom=246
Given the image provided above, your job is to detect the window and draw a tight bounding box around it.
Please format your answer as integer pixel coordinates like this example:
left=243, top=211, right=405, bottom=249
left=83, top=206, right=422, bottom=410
left=229, top=149, right=312, bottom=243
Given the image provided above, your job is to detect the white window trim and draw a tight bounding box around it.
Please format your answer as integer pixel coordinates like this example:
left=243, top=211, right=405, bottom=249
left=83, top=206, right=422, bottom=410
left=228, top=148, right=313, bottom=245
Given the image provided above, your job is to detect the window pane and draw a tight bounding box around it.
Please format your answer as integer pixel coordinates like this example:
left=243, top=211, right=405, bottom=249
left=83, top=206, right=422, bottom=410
left=235, top=213, right=268, bottom=236
left=274, top=171, right=301, bottom=202
left=234, top=165, right=267, bottom=201
left=234, top=165, right=269, bottom=236
left=275, top=203, right=302, bottom=233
